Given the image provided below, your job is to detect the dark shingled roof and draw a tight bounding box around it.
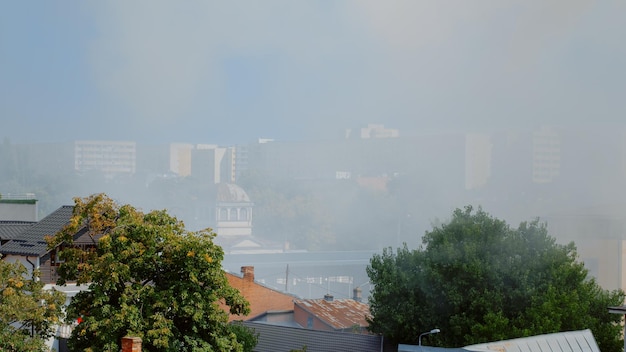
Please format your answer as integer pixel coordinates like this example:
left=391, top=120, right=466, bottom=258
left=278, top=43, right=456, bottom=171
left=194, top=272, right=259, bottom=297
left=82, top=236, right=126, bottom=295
left=0, top=205, right=74, bottom=256
left=0, top=221, right=36, bottom=241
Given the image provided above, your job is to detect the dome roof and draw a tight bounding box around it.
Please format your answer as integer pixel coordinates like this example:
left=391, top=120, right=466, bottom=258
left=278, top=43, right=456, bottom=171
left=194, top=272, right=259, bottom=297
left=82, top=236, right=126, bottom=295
left=216, top=183, right=251, bottom=203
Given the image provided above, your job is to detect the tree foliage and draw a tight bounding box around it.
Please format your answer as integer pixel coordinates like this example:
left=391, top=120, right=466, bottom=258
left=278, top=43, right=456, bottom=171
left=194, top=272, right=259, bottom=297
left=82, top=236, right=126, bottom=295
left=0, top=258, right=65, bottom=352
left=47, top=193, right=256, bottom=352
left=367, top=206, right=625, bottom=352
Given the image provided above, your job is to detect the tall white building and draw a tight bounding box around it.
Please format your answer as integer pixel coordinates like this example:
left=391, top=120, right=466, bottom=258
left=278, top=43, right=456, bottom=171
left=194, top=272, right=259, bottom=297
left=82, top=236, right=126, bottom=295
left=465, top=133, right=492, bottom=190
left=191, top=144, right=236, bottom=184
left=169, top=143, right=194, bottom=177
left=74, top=140, right=136, bottom=178
left=532, top=126, right=560, bottom=184
left=168, top=143, right=237, bottom=183
left=345, top=124, right=399, bottom=139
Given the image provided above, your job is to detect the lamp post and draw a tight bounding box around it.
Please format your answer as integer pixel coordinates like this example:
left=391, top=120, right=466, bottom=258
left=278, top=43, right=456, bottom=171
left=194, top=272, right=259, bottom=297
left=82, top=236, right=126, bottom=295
left=418, top=328, right=440, bottom=347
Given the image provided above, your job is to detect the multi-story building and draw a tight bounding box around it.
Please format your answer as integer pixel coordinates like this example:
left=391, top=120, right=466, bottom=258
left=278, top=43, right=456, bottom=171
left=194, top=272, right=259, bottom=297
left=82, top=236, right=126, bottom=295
left=234, top=144, right=250, bottom=182
left=532, top=126, right=561, bottom=184
left=346, top=123, right=399, bottom=139
left=465, top=133, right=493, bottom=190
left=192, top=144, right=236, bottom=184
left=169, top=143, right=193, bottom=177
left=543, top=205, right=626, bottom=293
left=74, top=140, right=136, bottom=178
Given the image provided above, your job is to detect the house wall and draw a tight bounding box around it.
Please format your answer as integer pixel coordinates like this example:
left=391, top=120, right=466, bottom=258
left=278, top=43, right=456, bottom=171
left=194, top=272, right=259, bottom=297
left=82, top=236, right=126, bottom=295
left=39, top=252, right=58, bottom=284
left=40, top=230, right=100, bottom=284
left=241, top=321, right=392, bottom=352
left=1, top=254, right=39, bottom=277
left=293, top=304, right=333, bottom=331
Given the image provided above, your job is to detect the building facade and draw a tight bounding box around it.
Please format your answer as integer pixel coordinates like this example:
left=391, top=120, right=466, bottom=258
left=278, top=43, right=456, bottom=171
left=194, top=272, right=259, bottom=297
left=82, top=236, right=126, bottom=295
left=74, top=140, right=136, bottom=178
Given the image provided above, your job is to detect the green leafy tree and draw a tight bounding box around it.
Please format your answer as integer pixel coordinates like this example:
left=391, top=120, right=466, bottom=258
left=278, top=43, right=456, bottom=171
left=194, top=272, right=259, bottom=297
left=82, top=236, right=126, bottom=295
left=0, top=258, right=66, bottom=352
left=367, top=206, right=625, bottom=352
left=47, top=193, right=256, bottom=352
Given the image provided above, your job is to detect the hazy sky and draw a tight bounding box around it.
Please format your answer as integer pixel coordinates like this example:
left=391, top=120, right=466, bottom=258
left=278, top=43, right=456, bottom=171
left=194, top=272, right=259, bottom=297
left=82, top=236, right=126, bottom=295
left=1, top=1, right=625, bottom=145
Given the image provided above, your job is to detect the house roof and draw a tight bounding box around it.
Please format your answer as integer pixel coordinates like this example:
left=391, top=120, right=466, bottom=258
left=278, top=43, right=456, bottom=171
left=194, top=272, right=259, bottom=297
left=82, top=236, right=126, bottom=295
left=464, top=329, right=600, bottom=352
left=0, top=205, right=74, bottom=256
left=399, top=346, right=467, bottom=352
left=242, top=321, right=384, bottom=352
left=398, top=329, right=601, bottom=352
left=0, top=221, right=36, bottom=241
left=293, top=296, right=371, bottom=330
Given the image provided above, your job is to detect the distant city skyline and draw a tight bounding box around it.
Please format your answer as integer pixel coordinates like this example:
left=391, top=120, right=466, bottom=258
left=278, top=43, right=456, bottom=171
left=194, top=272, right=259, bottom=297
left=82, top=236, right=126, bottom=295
left=2, top=2, right=625, bottom=145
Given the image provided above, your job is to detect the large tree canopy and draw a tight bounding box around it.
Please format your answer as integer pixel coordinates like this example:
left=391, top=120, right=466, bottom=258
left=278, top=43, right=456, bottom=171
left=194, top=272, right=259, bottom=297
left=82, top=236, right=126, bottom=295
left=367, top=206, right=625, bottom=352
left=47, top=194, right=255, bottom=352
left=0, top=258, right=65, bottom=352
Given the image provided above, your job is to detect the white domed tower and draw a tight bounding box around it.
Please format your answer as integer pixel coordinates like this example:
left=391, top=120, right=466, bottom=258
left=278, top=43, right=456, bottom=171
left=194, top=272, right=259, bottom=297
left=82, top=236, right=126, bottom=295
left=214, top=183, right=253, bottom=237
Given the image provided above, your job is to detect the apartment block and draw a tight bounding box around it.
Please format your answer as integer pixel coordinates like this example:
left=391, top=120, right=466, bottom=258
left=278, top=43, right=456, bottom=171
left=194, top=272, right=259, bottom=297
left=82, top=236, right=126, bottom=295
left=74, top=140, right=136, bottom=178
left=532, top=126, right=560, bottom=184
left=465, top=133, right=493, bottom=190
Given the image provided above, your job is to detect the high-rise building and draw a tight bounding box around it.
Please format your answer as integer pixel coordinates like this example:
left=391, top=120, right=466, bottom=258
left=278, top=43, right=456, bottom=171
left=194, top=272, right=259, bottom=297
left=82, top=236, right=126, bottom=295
left=532, top=126, right=560, bottom=184
left=465, top=133, right=492, bottom=190
left=192, top=144, right=236, bottom=184
left=169, top=143, right=193, bottom=177
left=345, top=124, right=399, bottom=139
left=74, top=140, right=136, bottom=178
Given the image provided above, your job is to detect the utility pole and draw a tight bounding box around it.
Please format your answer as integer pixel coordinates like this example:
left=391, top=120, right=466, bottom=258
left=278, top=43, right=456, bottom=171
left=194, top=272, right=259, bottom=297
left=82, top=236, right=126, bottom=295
left=285, top=264, right=289, bottom=293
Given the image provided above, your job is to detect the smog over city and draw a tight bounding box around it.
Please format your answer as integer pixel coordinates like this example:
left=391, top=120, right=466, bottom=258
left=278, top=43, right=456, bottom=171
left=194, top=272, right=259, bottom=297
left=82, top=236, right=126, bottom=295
left=2, top=1, right=626, bottom=299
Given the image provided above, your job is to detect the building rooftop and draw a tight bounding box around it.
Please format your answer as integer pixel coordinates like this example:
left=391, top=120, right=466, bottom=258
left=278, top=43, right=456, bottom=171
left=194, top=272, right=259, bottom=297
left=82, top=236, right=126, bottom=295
left=0, top=193, right=37, bottom=202
left=294, top=296, right=371, bottom=330
left=464, top=329, right=600, bottom=352
left=0, top=221, right=36, bottom=242
left=0, top=205, right=74, bottom=256
left=216, top=183, right=251, bottom=203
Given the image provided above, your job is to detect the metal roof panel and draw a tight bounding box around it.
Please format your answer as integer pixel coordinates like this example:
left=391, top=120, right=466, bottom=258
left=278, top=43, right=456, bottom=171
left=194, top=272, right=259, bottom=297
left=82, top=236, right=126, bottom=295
left=294, top=297, right=371, bottom=330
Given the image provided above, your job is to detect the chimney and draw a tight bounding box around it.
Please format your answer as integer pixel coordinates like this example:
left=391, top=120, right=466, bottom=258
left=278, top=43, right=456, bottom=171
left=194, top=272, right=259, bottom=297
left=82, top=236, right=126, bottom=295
left=353, top=287, right=362, bottom=302
left=121, top=336, right=142, bottom=352
left=241, top=266, right=254, bottom=282
left=323, top=294, right=334, bottom=302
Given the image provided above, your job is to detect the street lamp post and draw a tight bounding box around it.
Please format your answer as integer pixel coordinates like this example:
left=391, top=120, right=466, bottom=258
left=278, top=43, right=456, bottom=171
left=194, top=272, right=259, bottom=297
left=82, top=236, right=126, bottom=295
left=418, top=328, right=441, bottom=347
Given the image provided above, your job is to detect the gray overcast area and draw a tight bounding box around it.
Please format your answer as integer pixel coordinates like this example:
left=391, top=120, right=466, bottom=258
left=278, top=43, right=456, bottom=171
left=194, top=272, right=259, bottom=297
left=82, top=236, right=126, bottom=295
left=1, top=1, right=626, bottom=288
left=1, top=1, right=625, bottom=144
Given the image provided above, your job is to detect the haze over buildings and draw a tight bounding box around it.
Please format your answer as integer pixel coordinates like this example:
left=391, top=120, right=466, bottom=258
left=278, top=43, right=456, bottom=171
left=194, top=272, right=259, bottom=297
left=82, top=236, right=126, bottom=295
left=2, top=1, right=626, bottom=296
left=1, top=1, right=625, bottom=144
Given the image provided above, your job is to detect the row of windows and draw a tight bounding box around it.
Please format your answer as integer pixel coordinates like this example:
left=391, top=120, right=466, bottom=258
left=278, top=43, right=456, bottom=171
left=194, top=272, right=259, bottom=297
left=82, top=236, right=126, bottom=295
left=217, top=207, right=252, bottom=221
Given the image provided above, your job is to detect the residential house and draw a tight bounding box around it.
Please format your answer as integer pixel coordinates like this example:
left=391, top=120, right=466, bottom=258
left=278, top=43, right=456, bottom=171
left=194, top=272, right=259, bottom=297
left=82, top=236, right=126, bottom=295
left=293, top=294, right=371, bottom=333
left=241, top=321, right=390, bottom=352
left=224, top=266, right=296, bottom=322
left=0, top=220, right=35, bottom=246
left=241, top=324, right=600, bottom=352
left=0, top=205, right=95, bottom=284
